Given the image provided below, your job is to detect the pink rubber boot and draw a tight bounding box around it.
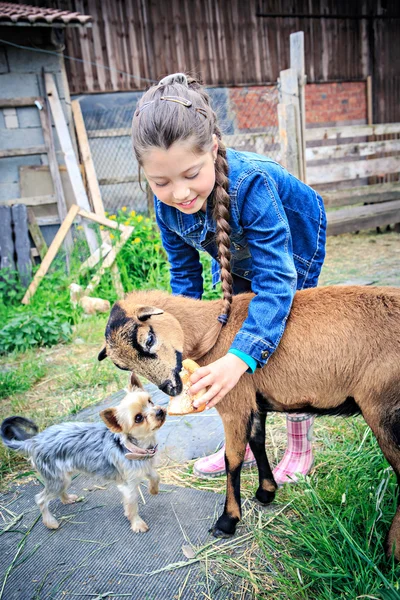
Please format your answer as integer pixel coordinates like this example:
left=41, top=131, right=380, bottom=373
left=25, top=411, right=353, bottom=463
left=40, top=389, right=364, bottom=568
left=272, top=414, right=314, bottom=486
left=193, top=444, right=256, bottom=479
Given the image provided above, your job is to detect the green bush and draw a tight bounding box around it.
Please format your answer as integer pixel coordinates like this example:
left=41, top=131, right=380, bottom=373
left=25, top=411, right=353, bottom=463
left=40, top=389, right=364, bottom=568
left=0, top=309, right=72, bottom=355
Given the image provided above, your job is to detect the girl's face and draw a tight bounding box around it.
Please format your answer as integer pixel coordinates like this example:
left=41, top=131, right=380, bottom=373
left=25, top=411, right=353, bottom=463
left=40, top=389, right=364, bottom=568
left=142, top=136, right=218, bottom=213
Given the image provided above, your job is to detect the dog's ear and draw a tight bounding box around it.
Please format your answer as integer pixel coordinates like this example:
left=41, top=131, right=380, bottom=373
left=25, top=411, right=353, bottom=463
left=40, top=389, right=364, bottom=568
left=137, top=306, right=164, bottom=322
left=127, top=372, right=143, bottom=392
left=98, top=345, right=107, bottom=361
left=100, top=408, right=122, bottom=433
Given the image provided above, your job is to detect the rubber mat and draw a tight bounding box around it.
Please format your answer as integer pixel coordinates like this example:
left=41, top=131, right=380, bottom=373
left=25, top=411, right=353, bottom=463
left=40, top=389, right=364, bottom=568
left=0, top=477, right=253, bottom=599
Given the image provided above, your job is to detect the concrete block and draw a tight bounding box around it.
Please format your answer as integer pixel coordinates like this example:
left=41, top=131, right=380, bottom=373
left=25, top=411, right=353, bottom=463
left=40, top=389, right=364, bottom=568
left=0, top=183, right=19, bottom=201
left=0, top=127, right=44, bottom=151
left=1, top=156, right=42, bottom=183
left=6, top=46, right=62, bottom=74
left=0, top=73, right=40, bottom=98
left=17, top=106, right=41, bottom=128
left=3, top=108, right=17, bottom=117
left=4, top=114, right=19, bottom=129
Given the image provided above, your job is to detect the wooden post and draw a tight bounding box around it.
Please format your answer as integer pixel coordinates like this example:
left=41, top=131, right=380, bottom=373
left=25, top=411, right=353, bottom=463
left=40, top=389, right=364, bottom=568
left=71, top=99, right=124, bottom=298
left=44, top=73, right=98, bottom=254
left=0, top=206, right=15, bottom=270
left=12, top=204, right=32, bottom=287
left=367, top=75, right=373, bottom=125
left=27, top=208, right=48, bottom=260
left=22, top=204, right=80, bottom=305
left=279, top=68, right=303, bottom=180
left=290, top=31, right=307, bottom=183
left=278, top=103, right=300, bottom=178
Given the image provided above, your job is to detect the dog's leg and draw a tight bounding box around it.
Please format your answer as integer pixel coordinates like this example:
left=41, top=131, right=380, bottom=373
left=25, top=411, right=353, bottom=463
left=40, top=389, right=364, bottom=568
left=249, top=411, right=277, bottom=505
left=147, top=470, right=160, bottom=495
left=210, top=414, right=250, bottom=538
left=118, top=483, right=149, bottom=533
left=35, top=485, right=61, bottom=529
left=362, top=400, right=400, bottom=561
left=59, top=474, right=78, bottom=504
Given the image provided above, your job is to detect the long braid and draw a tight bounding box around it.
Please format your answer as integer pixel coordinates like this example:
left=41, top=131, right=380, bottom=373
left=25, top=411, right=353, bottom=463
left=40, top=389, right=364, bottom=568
left=187, top=78, right=233, bottom=322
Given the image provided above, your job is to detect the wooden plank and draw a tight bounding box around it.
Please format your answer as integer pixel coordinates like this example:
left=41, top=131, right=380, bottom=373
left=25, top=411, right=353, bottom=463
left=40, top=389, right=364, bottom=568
left=0, top=206, right=15, bottom=270
left=322, top=182, right=400, bottom=208
left=306, top=139, right=400, bottom=161
left=22, top=204, right=80, bottom=305
left=0, top=146, right=46, bottom=159
left=77, top=208, right=125, bottom=230
left=98, top=175, right=139, bottom=185
left=306, top=122, right=400, bottom=143
left=307, top=157, right=400, bottom=186
left=278, top=103, right=300, bottom=178
left=0, top=195, right=56, bottom=207
left=27, top=208, right=48, bottom=260
left=85, top=226, right=134, bottom=295
left=79, top=242, right=112, bottom=271
left=38, top=86, right=73, bottom=261
left=12, top=204, right=32, bottom=288
left=290, top=31, right=307, bottom=182
left=0, top=97, right=44, bottom=108
left=44, top=73, right=98, bottom=254
left=327, top=199, right=400, bottom=236
left=279, top=68, right=302, bottom=179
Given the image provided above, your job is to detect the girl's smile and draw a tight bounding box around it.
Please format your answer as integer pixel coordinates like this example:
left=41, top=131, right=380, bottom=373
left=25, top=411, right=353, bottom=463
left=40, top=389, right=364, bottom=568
left=142, top=137, right=218, bottom=214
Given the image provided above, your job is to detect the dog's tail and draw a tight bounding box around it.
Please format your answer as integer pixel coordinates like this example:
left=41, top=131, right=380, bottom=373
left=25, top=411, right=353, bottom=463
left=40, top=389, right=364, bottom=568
left=1, top=416, right=38, bottom=453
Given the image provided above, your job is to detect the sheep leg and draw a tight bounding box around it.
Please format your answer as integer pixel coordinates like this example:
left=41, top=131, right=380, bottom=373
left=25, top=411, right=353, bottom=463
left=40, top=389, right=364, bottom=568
left=210, top=417, right=249, bottom=538
left=362, top=401, right=400, bottom=561
left=249, top=411, right=277, bottom=504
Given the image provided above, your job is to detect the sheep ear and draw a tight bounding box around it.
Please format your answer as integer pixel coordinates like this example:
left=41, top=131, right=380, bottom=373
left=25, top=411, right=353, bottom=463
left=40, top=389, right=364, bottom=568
left=127, top=372, right=143, bottom=392
left=137, top=306, right=164, bottom=322
left=100, top=408, right=122, bottom=433
left=98, top=346, right=107, bottom=361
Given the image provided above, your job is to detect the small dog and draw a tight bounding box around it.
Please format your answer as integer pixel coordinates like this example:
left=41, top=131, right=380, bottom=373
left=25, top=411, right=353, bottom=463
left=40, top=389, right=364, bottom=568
left=1, top=374, right=166, bottom=533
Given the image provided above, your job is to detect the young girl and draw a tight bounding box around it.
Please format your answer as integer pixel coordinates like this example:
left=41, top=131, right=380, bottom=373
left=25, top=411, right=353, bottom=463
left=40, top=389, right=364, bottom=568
left=131, top=73, right=326, bottom=484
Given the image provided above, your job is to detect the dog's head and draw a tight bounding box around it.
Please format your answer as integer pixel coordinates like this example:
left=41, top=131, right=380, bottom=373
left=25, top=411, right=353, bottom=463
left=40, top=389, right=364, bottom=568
left=100, top=373, right=166, bottom=439
left=98, top=299, right=184, bottom=396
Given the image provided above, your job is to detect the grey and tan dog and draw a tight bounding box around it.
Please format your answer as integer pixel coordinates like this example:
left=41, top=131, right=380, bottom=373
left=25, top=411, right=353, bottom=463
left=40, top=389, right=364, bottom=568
left=1, top=375, right=166, bottom=533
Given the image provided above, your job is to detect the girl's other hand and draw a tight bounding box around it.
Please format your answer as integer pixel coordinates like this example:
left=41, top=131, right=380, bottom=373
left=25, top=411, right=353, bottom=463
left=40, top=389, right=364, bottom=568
left=189, top=354, right=248, bottom=410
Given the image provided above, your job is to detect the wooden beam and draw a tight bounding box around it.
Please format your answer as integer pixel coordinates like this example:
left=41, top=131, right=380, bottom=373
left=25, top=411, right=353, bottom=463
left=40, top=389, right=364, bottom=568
left=322, top=182, right=400, bottom=208
left=306, top=122, right=400, bottom=142
left=38, top=83, right=73, bottom=263
left=279, top=68, right=303, bottom=180
left=44, top=73, right=98, bottom=254
left=306, top=139, right=400, bottom=162
left=77, top=208, right=125, bottom=230
left=0, top=195, right=56, bottom=207
left=290, top=31, right=307, bottom=183
left=27, top=208, right=48, bottom=260
left=21, top=204, right=80, bottom=305
left=327, top=199, right=400, bottom=236
left=308, top=156, right=400, bottom=186
left=278, top=103, right=300, bottom=178
left=79, top=242, right=112, bottom=271
left=72, top=100, right=124, bottom=299
left=0, top=97, right=44, bottom=108
left=0, top=146, right=46, bottom=159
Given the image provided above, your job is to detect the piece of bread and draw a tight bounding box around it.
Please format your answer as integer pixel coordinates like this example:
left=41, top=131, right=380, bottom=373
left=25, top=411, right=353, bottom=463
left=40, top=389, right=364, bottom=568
left=167, top=359, right=207, bottom=415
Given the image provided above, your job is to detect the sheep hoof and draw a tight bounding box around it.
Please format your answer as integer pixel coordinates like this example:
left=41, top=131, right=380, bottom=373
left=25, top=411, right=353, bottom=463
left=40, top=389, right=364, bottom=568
left=254, top=489, right=276, bottom=506
left=209, top=526, right=234, bottom=539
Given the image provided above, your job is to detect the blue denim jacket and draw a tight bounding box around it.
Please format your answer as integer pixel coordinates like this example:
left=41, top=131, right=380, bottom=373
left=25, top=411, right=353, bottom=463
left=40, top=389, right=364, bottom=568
left=154, top=149, right=327, bottom=367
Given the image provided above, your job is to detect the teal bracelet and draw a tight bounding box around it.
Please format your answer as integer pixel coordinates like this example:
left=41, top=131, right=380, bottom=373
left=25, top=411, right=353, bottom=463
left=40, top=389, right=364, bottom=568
left=227, top=349, right=258, bottom=374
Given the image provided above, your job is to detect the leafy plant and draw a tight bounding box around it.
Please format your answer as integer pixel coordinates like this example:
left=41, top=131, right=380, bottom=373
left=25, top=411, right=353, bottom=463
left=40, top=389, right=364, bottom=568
left=0, top=359, right=47, bottom=399
left=0, top=309, right=73, bottom=354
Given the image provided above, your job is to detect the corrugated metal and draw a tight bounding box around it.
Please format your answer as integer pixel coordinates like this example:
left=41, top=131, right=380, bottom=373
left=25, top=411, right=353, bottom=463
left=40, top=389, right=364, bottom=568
left=9, top=0, right=400, bottom=123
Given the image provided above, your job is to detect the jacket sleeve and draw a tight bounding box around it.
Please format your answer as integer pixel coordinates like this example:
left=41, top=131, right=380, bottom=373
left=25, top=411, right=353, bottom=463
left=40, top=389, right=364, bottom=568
left=155, top=204, right=204, bottom=299
left=229, top=169, right=298, bottom=367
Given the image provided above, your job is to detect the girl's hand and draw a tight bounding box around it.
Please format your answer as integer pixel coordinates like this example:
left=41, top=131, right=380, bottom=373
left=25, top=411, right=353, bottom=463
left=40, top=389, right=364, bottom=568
left=189, top=354, right=249, bottom=410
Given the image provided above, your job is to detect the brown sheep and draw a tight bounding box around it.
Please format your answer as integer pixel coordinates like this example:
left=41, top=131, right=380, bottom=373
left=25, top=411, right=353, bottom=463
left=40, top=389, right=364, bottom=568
left=98, top=285, right=400, bottom=560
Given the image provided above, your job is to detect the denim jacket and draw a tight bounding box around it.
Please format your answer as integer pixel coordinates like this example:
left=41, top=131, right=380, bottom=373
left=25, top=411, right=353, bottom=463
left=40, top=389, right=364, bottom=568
left=154, top=149, right=327, bottom=367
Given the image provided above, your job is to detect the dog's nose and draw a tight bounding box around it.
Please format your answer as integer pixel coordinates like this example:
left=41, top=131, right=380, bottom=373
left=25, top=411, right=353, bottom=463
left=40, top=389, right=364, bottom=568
left=156, top=408, right=166, bottom=419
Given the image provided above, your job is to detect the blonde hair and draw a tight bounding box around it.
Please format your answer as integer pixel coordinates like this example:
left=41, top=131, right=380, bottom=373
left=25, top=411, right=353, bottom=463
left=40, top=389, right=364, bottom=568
left=132, top=73, right=232, bottom=322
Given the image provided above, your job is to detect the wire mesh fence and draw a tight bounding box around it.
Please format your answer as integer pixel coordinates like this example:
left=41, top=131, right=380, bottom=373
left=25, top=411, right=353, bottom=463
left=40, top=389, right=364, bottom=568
left=82, top=84, right=280, bottom=214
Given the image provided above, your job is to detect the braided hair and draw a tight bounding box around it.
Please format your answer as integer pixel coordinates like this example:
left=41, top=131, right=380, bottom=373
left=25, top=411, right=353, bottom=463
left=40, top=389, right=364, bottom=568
left=132, top=73, right=233, bottom=323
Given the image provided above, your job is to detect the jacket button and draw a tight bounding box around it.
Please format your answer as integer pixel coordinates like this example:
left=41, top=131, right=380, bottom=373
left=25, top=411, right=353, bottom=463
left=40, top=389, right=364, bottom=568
left=261, top=350, right=269, bottom=359
left=243, top=271, right=249, bottom=276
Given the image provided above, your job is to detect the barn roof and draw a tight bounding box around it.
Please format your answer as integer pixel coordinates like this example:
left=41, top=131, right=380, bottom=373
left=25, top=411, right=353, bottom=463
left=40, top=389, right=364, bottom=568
left=0, top=2, right=92, bottom=27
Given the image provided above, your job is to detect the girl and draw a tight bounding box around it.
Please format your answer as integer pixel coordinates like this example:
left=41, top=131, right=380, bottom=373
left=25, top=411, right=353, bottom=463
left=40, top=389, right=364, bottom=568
left=131, top=73, right=326, bottom=484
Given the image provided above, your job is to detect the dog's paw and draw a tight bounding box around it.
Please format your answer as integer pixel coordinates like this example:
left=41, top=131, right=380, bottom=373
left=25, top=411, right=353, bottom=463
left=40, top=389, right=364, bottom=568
left=43, top=516, right=60, bottom=529
left=61, top=493, right=79, bottom=505
left=131, top=518, right=149, bottom=533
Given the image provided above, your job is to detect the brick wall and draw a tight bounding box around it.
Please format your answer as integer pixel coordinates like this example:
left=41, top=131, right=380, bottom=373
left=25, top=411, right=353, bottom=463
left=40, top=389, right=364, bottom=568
left=227, top=81, right=367, bottom=132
